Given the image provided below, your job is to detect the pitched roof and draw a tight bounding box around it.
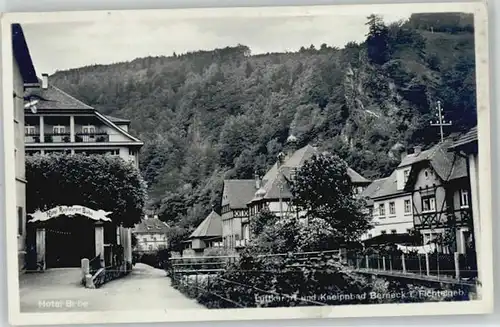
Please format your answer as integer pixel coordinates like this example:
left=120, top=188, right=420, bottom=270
left=222, top=180, right=257, bottom=209
left=371, top=138, right=468, bottom=200
left=12, top=24, right=38, bottom=85
left=347, top=167, right=371, bottom=184
left=359, top=177, right=389, bottom=205
left=422, top=138, right=467, bottom=181
left=106, top=115, right=131, bottom=124
left=371, top=170, right=403, bottom=199
left=251, top=144, right=370, bottom=202
left=261, top=144, right=317, bottom=184
left=33, top=85, right=94, bottom=110
left=189, top=211, right=222, bottom=239
left=449, top=126, right=478, bottom=150
left=26, top=84, right=143, bottom=145
left=133, top=218, right=169, bottom=234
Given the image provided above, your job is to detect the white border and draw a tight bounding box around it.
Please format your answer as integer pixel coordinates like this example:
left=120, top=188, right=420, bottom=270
left=0, top=1, right=493, bottom=325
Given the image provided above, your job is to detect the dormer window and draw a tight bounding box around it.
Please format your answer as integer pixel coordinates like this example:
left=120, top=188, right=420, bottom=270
left=403, top=169, right=410, bottom=183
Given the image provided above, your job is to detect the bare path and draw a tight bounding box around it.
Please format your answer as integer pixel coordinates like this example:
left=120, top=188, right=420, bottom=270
left=20, top=263, right=204, bottom=312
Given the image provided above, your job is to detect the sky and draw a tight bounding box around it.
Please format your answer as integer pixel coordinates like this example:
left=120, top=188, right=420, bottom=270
left=22, top=12, right=414, bottom=75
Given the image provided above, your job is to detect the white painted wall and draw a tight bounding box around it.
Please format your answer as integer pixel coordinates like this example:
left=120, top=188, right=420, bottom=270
left=13, top=58, right=27, bottom=271
left=362, top=195, right=414, bottom=240
left=135, top=232, right=168, bottom=251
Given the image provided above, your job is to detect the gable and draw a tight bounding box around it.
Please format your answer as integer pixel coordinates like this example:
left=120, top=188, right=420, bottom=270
left=94, top=112, right=142, bottom=143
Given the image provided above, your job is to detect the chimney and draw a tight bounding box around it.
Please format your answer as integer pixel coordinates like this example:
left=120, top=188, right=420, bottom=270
left=41, top=73, right=49, bottom=89
left=144, top=214, right=149, bottom=220
left=400, top=151, right=408, bottom=161
left=254, top=171, right=261, bottom=189
left=414, top=146, right=422, bottom=156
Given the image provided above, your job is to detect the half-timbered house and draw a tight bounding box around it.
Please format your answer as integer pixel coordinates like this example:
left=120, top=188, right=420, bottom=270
left=403, top=137, right=472, bottom=254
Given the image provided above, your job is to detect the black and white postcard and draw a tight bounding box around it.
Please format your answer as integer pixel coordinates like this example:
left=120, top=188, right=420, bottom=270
left=0, top=1, right=493, bottom=325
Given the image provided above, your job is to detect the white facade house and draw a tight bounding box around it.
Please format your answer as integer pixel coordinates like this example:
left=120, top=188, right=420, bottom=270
left=24, top=84, right=142, bottom=166
left=133, top=217, right=169, bottom=252
left=23, top=80, right=143, bottom=269
left=360, top=152, right=416, bottom=241
left=12, top=24, right=41, bottom=272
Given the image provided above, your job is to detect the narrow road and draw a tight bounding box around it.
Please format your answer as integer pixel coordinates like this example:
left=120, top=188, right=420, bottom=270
left=20, top=263, right=204, bottom=312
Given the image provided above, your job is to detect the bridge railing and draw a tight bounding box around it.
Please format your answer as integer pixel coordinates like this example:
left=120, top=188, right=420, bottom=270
left=346, top=252, right=477, bottom=281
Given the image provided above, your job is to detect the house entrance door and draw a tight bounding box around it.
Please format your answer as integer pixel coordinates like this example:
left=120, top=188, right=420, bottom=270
left=45, top=215, right=96, bottom=268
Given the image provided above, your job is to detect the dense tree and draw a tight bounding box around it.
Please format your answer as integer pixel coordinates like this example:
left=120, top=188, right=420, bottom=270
left=291, top=153, right=371, bottom=247
left=48, top=13, right=476, bottom=248
left=366, top=14, right=391, bottom=65
left=26, top=154, right=147, bottom=227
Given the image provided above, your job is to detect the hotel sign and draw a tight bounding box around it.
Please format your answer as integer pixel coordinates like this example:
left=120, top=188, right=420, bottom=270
left=28, top=205, right=112, bottom=223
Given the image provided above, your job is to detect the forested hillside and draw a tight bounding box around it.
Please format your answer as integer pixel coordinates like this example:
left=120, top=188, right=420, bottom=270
left=49, top=13, right=476, bottom=243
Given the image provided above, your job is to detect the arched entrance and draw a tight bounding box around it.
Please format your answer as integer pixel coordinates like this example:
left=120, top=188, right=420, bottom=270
left=45, top=215, right=96, bottom=268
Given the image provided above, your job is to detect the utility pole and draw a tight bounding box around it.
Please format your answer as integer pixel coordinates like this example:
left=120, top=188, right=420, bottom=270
left=430, top=101, right=452, bottom=143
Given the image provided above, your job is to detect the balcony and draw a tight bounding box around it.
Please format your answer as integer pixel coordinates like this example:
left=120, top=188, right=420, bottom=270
left=45, top=133, right=71, bottom=143
left=24, top=131, right=110, bottom=144
left=25, top=130, right=40, bottom=143
left=75, top=132, right=109, bottom=143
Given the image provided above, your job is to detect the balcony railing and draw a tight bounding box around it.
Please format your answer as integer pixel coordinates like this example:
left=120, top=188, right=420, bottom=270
left=75, top=132, right=109, bottom=143
left=44, top=133, right=71, bottom=143
left=25, top=131, right=40, bottom=143
left=24, top=131, right=110, bottom=143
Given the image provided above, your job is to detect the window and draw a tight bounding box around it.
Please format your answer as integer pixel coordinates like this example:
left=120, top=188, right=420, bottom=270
left=406, top=228, right=412, bottom=234
left=143, top=238, right=147, bottom=243
left=378, top=203, right=385, bottom=217
left=403, top=169, right=410, bottom=183
left=460, top=189, right=469, bottom=208
left=148, top=245, right=153, bottom=250
left=404, top=199, right=411, bottom=213
left=381, top=230, right=387, bottom=235
left=129, top=149, right=138, bottom=156
left=53, top=125, right=66, bottom=134
left=422, top=196, right=436, bottom=212
left=389, top=202, right=396, bottom=215
left=391, top=229, right=397, bottom=234
left=17, top=207, right=23, bottom=236
left=25, top=125, right=35, bottom=135
left=367, top=233, right=373, bottom=239
left=82, top=125, right=96, bottom=134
